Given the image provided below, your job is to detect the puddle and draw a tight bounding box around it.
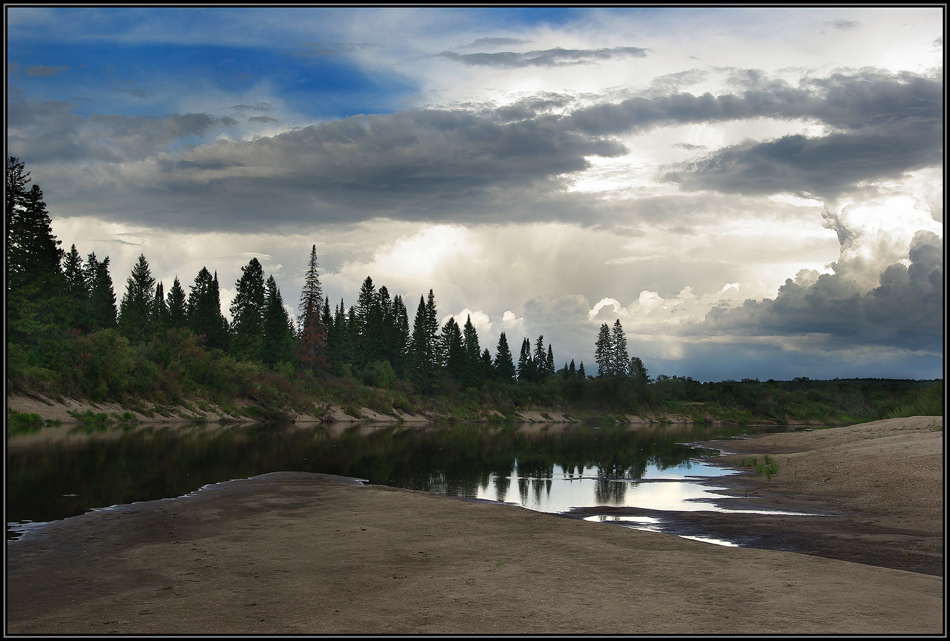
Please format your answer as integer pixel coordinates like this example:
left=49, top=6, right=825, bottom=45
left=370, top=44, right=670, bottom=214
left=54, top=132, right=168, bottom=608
left=475, top=459, right=819, bottom=547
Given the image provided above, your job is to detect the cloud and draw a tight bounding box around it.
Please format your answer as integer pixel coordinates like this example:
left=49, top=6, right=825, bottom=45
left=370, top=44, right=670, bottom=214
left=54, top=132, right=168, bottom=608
left=26, top=64, right=69, bottom=77
left=702, top=229, right=943, bottom=354
left=438, top=46, right=648, bottom=68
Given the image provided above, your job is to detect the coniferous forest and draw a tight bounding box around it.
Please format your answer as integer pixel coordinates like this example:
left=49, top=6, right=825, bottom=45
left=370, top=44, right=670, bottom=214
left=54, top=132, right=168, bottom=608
left=6, top=157, right=943, bottom=426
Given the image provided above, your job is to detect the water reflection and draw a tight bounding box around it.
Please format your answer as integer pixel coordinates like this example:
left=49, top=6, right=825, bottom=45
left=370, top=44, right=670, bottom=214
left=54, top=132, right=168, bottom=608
left=7, top=419, right=794, bottom=541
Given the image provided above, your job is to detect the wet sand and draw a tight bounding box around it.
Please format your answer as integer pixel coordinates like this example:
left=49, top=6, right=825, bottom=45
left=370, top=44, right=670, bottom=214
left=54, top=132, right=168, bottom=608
left=5, top=416, right=944, bottom=635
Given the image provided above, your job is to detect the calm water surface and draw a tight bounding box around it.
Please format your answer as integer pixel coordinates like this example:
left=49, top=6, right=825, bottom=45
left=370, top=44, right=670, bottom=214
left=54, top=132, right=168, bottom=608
left=6, top=419, right=797, bottom=543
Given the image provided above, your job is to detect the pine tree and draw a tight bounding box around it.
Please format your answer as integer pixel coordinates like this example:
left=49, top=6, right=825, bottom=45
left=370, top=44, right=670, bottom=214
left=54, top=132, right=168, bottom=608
left=408, top=290, right=439, bottom=392
left=84, top=253, right=117, bottom=332
left=118, top=253, right=156, bottom=344
left=297, top=246, right=328, bottom=373
left=230, top=258, right=266, bottom=362
left=546, top=344, right=555, bottom=378
left=390, top=295, right=410, bottom=376
left=261, top=275, right=294, bottom=366
left=532, top=335, right=549, bottom=381
left=188, top=267, right=229, bottom=350
left=62, top=244, right=87, bottom=331
left=166, top=277, right=188, bottom=329
left=152, top=281, right=168, bottom=335
left=594, top=323, right=613, bottom=377
left=462, top=315, right=482, bottom=388
left=6, top=157, right=63, bottom=294
left=493, top=332, right=517, bottom=382
left=611, top=319, right=629, bottom=378
left=518, top=337, right=534, bottom=382
left=440, top=317, right=464, bottom=377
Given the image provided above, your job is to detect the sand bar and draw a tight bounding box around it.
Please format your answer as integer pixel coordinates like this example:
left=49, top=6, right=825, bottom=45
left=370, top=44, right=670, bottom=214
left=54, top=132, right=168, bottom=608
left=6, top=416, right=944, bottom=635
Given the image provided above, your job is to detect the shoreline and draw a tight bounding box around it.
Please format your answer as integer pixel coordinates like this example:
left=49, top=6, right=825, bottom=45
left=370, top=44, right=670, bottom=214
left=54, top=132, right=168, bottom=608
left=6, top=417, right=944, bottom=634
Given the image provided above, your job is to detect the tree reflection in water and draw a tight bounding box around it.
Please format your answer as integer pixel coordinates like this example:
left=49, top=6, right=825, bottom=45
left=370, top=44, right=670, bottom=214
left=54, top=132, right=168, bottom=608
left=7, top=419, right=786, bottom=536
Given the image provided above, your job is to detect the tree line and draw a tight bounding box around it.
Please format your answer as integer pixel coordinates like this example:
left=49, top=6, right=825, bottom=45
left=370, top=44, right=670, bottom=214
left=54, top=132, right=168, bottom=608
left=7, top=156, right=656, bottom=396
left=8, top=156, right=941, bottom=424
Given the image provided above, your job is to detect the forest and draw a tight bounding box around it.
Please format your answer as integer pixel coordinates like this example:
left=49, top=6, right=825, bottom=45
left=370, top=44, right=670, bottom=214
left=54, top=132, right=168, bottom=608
left=6, top=156, right=943, bottom=426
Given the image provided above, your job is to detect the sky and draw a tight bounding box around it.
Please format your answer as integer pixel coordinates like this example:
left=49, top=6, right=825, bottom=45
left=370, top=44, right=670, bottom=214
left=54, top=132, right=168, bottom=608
left=5, top=6, right=945, bottom=381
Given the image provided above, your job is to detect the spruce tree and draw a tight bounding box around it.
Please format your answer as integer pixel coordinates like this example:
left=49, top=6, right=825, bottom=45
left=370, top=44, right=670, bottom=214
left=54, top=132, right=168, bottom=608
left=118, top=253, right=156, bottom=344
left=188, top=267, right=229, bottom=350
left=62, top=244, right=87, bottom=331
left=297, top=246, right=328, bottom=373
left=611, top=319, right=629, bottom=378
left=6, top=158, right=63, bottom=294
left=440, top=317, right=464, bottom=378
left=594, top=323, right=613, bottom=377
left=230, top=257, right=266, bottom=362
left=532, top=335, right=548, bottom=381
left=152, top=281, right=168, bottom=335
left=166, top=276, right=188, bottom=329
left=461, top=315, right=482, bottom=388
left=262, top=275, right=294, bottom=366
left=84, top=253, right=117, bottom=332
left=390, top=294, right=410, bottom=376
left=518, top=337, right=534, bottom=382
left=493, top=332, right=517, bottom=382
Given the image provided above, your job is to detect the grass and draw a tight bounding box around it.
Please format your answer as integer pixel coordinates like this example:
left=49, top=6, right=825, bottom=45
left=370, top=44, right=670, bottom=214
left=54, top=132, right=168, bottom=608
left=739, top=454, right=780, bottom=481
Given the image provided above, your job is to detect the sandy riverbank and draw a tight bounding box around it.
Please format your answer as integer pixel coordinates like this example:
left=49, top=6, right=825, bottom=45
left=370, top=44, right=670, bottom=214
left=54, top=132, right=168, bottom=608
left=6, top=416, right=944, bottom=635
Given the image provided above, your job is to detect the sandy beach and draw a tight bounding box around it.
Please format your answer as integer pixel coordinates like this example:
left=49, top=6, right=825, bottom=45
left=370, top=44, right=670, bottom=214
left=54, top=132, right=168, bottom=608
left=6, top=416, right=944, bottom=635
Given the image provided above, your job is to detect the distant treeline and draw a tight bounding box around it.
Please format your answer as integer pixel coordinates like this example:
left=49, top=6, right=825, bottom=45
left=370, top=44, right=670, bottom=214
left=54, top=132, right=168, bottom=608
left=6, top=156, right=943, bottom=424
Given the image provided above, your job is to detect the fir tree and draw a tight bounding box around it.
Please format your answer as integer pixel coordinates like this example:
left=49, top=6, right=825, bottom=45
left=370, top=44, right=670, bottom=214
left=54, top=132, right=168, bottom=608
left=518, top=337, right=534, bottom=382
left=188, top=267, right=229, bottom=350
left=261, top=275, right=294, bottom=366
left=594, top=322, right=613, bottom=377
left=230, top=258, right=266, bottom=362
left=297, top=246, right=328, bottom=373
left=118, top=253, right=156, bottom=344
left=493, top=332, right=517, bottom=382
left=166, top=277, right=188, bottom=329
left=84, top=253, right=117, bottom=332
left=611, top=319, right=629, bottom=377
left=152, top=281, right=168, bottom=335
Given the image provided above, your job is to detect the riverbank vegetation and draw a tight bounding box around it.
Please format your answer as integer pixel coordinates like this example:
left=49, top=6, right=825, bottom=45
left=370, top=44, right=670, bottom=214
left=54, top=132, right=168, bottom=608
left=6, top=156, right=943, bottom=426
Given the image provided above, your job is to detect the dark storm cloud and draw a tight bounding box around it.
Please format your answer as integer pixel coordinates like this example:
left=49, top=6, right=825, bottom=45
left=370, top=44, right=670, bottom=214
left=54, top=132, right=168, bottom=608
left=119, top=107, right=628, bottom=229
left=660, top=123, right=940, bottom=199
left=8, top=93, right=240, bottom=163
left=651, top=70, right=943, bottom=198
left=11, top=67, right=941, bottom=231
left=703, top=231, right=943, bottom=353
left=438, top=46, right=648, bottom=68
left=564, top=69, right=942, bottom=138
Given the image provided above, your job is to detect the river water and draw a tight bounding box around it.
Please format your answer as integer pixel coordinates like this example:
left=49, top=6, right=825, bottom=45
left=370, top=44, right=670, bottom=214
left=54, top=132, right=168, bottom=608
left=6, top=419, right=799, bottom=543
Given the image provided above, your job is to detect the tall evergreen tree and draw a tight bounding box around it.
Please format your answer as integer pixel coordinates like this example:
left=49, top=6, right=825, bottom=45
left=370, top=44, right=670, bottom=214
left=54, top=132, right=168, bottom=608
left=166, top=276, right=188, bottom=329
left=408, top=290, right=439, bottom=392
left=461, top=315, right=483, bottom=388
left=440, top=317, right=464, bottom=378
left=6, top=158, right=63, bottom=294
left=594, top=322, right=614, bottom=377
left=83, top=253, right=117, bottom=332
left=297, top=247, right=329, bottom=374
left=230, top=258, right=266, bottom=362
left=518, top=337, right=534, bottom=382
left=611, top=319, right=629, bottom=377
left=546, top=344, right=555, bottom=378
left=152, top=281, right=168, bottom=335
left=118, top=253, right=156, bottom=344
left=261, top=275, right=294, bottom=366
left=389, top=294, right=410, bottom=376
left=62, top=244, right=87, bottom=331
left=188, top=267, right=229, bottom=350
left=493, top=332, right=517, bottom=382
